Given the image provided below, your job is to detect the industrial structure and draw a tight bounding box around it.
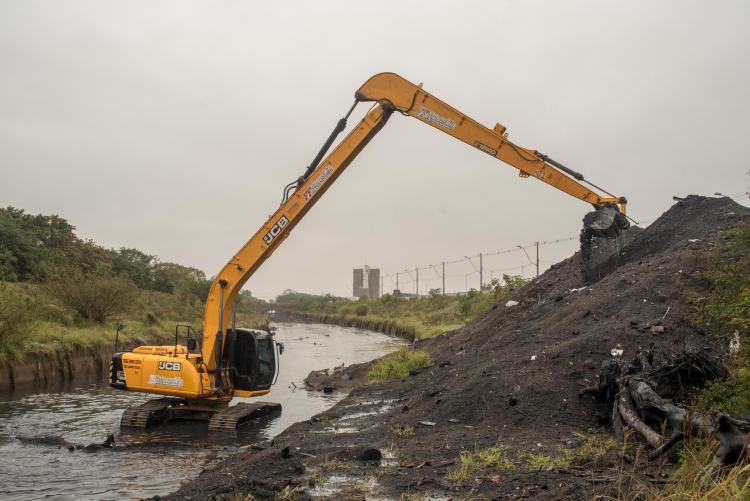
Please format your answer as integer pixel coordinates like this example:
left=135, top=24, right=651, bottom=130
left=353, top=265, right=380, bottom=299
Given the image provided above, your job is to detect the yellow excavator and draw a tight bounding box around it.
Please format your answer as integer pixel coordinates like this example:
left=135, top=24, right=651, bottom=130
left=110, top=72, right=629, bottom=430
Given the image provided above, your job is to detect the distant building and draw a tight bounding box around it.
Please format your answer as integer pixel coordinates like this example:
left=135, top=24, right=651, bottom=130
left=353, top=266, right=380, bottom=299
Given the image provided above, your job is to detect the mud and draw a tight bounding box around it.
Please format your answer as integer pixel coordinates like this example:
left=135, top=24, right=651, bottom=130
left=166, top=196, right=749, bottom=500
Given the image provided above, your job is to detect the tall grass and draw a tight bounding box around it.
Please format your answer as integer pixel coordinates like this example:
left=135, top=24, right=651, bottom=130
left=646, top=438, right=750, bottom=500
left=367, top=348, right=431, bottom=383
left=0, top=281, right=268, bottom=362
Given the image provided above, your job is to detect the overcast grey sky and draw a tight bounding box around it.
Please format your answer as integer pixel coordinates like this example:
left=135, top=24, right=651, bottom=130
left=1, top=1, right=748, bottom=299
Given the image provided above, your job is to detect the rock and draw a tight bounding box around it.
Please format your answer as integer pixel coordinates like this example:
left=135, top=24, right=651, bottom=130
left=331, top=446, right=382, bottom=461
left=409, top=366, right=431, bottom=376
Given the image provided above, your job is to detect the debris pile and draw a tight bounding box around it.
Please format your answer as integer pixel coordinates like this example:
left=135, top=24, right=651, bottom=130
left=168, top=196, right=750, bottom=500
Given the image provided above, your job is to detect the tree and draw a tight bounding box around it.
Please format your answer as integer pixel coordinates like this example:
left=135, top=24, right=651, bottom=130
left=0, top=207, right=106, bottom=282
left=111, top=247, right=157, bottom=289
left=49, top=270, right=137, bottom=323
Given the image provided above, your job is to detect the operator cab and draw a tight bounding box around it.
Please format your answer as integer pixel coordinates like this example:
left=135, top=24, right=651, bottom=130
left=223, top=328, right=281, bottom=391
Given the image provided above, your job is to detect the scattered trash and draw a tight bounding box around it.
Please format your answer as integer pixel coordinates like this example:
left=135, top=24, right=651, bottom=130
left=611, top=347, right=624, bottom=357
left=530, top=355, right=537, bottom=361
left=688, top=239, right=700, bottom=243
left=650, top=325, right=666, bottom=334
left=505, top=300, right=519, bottom=307
left=729, top=332, right=741, bottom=354
left=569, top=287, right=589, bottom=293
left=418, top=421, right=436, bottom=427
left=662, top=306, right=671, bottom=320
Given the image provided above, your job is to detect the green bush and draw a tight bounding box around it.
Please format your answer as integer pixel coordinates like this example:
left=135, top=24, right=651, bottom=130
left=367, top=348, right=431, bottom=383
left=355, top=304, right=368, bottom=316
left=0, top=284, right=34, bottom=363
left=457, top=289, right=479, bottom=318
left=695, top=371, right=750, bottom=415
left=49, top=270, right=137, bottom=323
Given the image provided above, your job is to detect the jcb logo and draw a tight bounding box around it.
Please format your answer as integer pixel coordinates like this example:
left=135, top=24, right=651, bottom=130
left=158, top=361, right=181, bottom=371
left=263, top=215, right=289, bottom=245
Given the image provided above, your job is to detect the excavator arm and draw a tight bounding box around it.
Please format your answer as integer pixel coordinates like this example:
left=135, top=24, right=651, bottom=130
left=199, top=72, right=628, bottom=389
left=356, top=73, right=627, bottom=213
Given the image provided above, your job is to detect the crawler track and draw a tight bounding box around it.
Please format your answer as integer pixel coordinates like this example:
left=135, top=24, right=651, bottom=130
left=120, top=398, right=184, bottom=428
left=120, top=398, right=281, bottom=430
left=208, top=402, right=282, bottom=432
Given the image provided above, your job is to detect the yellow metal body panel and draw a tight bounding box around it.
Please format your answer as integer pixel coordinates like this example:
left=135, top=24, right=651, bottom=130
left=234, top=389, right=271, bottom=398
left=133, top=345, right=188, bottom=355
left=121, top=352, right=210, bottom=398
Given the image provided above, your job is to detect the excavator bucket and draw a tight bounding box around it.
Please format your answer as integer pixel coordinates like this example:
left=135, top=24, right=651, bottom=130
left=580, top=205, right=630, bottom=282
left=583, top=205, right=629, bottom=238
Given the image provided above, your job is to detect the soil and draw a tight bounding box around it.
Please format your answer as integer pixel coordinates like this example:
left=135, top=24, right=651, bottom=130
left=164, top=196, right=750, bottom=500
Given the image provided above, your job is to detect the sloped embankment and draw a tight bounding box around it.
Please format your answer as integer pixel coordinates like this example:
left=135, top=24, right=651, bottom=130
left=168, top=196, right=749, bottom=500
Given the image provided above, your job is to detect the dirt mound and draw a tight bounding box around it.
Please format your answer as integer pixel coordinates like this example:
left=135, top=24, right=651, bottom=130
left=408, top=195, right=747, bottom=443
left=167, top=196, right=750, bottom=500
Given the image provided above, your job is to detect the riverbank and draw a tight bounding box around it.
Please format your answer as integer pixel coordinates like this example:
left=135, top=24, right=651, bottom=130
left=167, top=197, right=750, bottom=500
left=0, top=282, right=269, bottom=391
left=272, top=310, right=424, bottom=341
left=273, top=279, right=529, bottom=342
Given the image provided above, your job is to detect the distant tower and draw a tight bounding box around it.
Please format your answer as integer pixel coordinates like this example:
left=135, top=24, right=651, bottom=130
left=353, top=266, right=380, bottom=299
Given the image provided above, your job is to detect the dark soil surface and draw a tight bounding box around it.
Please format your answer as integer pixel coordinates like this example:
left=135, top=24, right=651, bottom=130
left=165, top=196, right=750, bottom=501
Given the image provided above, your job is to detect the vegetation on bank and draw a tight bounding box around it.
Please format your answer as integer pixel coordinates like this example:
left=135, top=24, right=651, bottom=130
left=0, top=207, right=267, bottom=364
left=659, top=225, right=750, bottom=498
left=367, top=348, right=431, bottom=383
left=276, top=275, right=530, bottom=340
left=692, top=226, right=750, bottom=416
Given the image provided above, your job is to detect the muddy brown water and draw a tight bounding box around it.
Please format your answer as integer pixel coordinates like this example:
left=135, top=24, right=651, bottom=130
left=0, top=322, right=403, bottom=500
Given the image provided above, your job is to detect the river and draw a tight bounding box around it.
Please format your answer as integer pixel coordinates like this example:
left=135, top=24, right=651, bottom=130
left=0, top=322, right=403, bottom=500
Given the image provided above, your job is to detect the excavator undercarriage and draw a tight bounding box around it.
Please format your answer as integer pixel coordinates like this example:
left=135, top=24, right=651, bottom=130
left=119, top=397, right=281, bottom=431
